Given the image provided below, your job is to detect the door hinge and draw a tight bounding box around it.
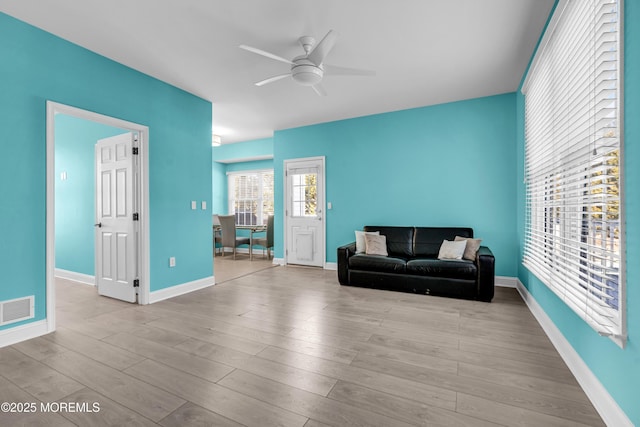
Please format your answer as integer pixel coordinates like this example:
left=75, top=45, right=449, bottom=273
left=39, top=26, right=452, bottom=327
left=132, top=147, right=139, bottom=155
left=133, top=279, right=139, bottom=288
left=133, top=213, right=139, bottom=221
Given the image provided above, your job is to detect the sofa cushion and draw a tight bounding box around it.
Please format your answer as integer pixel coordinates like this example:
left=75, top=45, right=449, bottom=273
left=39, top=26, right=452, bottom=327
left=355, top=230, right=379, bottom=254
left=414, top=227, right=473, bottom=257
left=406, top=258, right=477, bottom=280
left=438, top=239, right=467, bottom=260
left=364, top=226, right=414, bottom=257
left=365, top=234, right=388, bottom=256
left=455, top=236, right=482, bottom=260
left=349, top=254, right=407, bottom=274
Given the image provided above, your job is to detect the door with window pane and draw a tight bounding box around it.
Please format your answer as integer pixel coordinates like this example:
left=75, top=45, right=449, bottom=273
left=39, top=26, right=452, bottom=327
left=285, top=158, right=325, bottom=267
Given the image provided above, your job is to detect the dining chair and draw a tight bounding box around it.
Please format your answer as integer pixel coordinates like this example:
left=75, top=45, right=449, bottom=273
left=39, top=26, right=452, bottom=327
left=252, top=214, right=274, bottom=260
left=218, top=214, right=250, bottom=259
left=213, top=214, right=222, bottom=256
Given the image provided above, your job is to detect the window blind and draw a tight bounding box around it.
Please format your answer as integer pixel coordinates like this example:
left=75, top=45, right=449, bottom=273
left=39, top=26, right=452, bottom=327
left=522, top=0, right=624, bottom=342
left=228, top=170, right=274, bottom=225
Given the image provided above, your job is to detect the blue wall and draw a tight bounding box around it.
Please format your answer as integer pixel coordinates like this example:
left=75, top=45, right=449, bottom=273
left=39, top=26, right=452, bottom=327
left=213, top=137, right=273, bottom=163
left=212, top=161, right=227, bottom=216
left=516, top=1, right=639, bottom=423
left=55, top=115, right=127, bottom=275
left=212, top=137, right=274, bottom=216
left=274, top=93, right=518, bottom=275
left=0, top=12, right=212, bottom=330
left=212, top=138, right=274, bottom=246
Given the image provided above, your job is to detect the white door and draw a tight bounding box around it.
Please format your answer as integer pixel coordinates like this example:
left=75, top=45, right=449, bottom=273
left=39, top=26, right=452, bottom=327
left=95, top=133, right=138, bottom=302
left=285, top=158, right=325, bottom=267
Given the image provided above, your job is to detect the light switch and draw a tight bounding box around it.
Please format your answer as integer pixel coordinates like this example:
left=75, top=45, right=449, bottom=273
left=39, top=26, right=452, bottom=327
left=191, top=201, right=197, bottom=210
left=327, top=202, right=332, bottom=210
left=201, top=201, right=207, bottom=210
left=169, top=257, right=176, bottom=267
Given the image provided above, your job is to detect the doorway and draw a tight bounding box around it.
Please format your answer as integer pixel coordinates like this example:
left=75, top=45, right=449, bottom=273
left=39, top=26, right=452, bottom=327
left=284, top=157, right=325, bottom=267
left=45, top=102, right=150, bottom=333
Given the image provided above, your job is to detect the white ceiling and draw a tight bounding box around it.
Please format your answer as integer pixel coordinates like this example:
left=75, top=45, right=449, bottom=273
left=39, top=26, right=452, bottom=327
left=1, top=0, right=554, bottom=143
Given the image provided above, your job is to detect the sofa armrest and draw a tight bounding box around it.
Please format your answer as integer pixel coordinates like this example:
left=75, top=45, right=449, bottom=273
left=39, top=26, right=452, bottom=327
left=337, top=242, right=356, bottom=285
left=476, top=246, right=495, bottom=302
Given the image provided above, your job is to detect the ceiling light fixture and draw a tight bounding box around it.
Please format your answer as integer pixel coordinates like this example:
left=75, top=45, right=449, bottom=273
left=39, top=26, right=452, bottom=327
left=291, top=58, right=323, bottom=86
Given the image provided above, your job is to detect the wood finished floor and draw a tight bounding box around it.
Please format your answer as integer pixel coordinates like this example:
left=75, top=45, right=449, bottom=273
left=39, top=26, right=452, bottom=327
left=1, top=266, right=605, bottom=426
left=213, top=253, right=275, bottom=284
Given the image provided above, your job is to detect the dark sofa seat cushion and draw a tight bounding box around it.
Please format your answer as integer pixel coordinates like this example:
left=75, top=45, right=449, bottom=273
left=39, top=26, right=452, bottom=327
left=349, top=254, right=407, bottom=274
left=406, top=258, right=477, bottom=280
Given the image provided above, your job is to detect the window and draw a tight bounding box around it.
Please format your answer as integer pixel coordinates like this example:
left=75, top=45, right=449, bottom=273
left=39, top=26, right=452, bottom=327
left=291, top=171, right=318, bottom=217
left=522, top=0, right=624, bottom=344
left=228, top=170, right=274, bottom=225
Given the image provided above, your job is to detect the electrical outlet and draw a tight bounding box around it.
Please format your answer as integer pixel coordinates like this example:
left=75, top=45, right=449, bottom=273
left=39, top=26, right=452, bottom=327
left=169, top=257, right=176, bottom=267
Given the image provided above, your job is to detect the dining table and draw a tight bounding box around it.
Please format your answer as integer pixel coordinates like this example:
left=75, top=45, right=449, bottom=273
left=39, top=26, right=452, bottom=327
left=214, top=223, right=266, bottom=259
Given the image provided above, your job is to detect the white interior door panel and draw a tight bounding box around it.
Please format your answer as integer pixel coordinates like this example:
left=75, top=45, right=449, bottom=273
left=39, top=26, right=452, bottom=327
left=95, top=133, right=137, bottom=302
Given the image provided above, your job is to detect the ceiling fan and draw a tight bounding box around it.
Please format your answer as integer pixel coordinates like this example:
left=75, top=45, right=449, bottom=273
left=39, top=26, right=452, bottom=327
left=239, top=30, right=375, bottom=96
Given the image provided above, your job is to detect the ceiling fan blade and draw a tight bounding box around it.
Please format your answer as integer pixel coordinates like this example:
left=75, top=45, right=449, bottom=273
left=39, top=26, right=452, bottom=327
left=307, top=30, right=338, bottom=66
left=239, top=45, right=293, bottom=65
left=323, top=64, right=376, bottom=76
left=311, top=84, right=327, bottom=96
left=255, top=73, right=291, bottom=86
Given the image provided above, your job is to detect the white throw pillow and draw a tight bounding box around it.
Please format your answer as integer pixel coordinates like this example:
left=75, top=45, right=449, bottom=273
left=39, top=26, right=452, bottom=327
left=438, top=239, right=467, bottom=260
left=365, top=233, right=388, bottom=256
left=454, top=236, right=482, bottom=261
left=355, top=230, right=379, bottom=254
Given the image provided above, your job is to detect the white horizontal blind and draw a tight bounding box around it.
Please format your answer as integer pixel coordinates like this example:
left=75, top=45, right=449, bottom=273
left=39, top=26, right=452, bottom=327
left=228, top=170, right=274, bottom=225
left=522, top=0, right=624, bottom=340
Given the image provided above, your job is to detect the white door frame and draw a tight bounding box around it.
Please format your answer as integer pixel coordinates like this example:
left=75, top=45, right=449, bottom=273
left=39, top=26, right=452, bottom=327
left=283, top=156, right=326, bottom=268
left=46, top=101, right=151, bottom=332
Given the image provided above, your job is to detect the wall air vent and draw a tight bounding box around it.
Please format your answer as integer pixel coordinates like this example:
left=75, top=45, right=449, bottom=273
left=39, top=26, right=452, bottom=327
left=0, top=296, right=34, bottom=326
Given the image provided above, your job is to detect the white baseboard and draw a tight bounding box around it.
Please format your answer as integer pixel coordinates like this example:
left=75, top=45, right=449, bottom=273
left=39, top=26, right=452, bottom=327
left=270, top=259, right=336, bottom=269
left=55, top=268, right=95, bottom=286
left=324, top=262, right=337, bottom=271
left=515, top=279, right=632, bottom=427
left=217, top=247, right=262, bottom=255
left=231, top=247, right=251, bottom=254
left=217, top=247, right=274, bottom=258
left=0, top=320, right=49, bottom=349
left=495, top=275, right=518, bottom=288
left=148, top=276, right=215, bottom=304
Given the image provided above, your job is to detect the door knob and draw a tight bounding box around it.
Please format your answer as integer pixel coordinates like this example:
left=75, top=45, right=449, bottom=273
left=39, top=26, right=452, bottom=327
left=94, top=222, right=102, bottom=228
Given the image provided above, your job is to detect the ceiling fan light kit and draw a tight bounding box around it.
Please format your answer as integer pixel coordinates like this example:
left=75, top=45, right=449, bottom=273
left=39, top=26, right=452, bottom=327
left=291, top=59, right=323, bottom=86
left=239, top=30, right=375, bottom=95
